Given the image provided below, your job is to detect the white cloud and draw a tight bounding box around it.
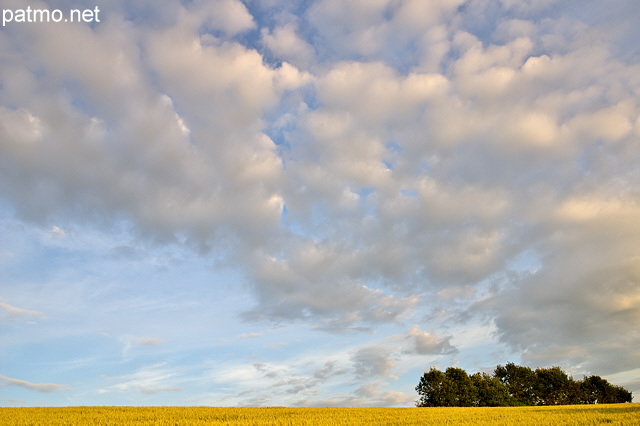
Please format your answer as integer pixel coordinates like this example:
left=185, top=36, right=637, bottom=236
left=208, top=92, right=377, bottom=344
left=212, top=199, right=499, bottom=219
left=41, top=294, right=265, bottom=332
left=195, top=0, right=256, bottom=36
left=275, top=62, right=314, bottom=91
left=262, top=23, right=315, bottom=68
left=307, top=0, right=463, bottom=66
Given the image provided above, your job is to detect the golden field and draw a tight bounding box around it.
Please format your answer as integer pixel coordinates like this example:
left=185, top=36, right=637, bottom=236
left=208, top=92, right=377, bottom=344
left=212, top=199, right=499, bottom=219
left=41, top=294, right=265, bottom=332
left=1, top=404, right=639, bottom=425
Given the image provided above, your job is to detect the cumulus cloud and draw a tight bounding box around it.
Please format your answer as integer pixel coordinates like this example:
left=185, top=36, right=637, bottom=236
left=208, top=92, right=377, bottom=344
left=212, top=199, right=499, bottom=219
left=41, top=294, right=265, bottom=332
left=197, top=0, right=256, bottom=36
left=262, top=23, right=316, bottom=68
left=486, top=194, right=640, bottom=375
left=307, top=0, right=464, bottom=68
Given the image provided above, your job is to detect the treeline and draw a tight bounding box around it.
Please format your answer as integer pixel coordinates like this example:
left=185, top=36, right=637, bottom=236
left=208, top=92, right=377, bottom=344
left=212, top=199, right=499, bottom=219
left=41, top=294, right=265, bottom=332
left=416, top=363, right=633, bottom=407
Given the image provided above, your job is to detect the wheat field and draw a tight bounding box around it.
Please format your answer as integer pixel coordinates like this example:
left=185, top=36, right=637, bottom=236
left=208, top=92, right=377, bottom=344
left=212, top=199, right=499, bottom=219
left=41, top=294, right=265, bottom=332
left=1, top=404, right=639, bottom=425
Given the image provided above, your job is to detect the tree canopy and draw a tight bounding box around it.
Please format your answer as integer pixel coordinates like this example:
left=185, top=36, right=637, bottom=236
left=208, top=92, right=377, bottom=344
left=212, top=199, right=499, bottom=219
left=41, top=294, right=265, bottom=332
left=416, top=363, right=632, bottom=407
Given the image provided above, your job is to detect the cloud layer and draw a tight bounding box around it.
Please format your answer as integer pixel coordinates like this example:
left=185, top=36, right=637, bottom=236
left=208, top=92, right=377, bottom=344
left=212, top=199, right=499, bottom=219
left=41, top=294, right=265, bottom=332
left=1, top=0, right=639, bottom=406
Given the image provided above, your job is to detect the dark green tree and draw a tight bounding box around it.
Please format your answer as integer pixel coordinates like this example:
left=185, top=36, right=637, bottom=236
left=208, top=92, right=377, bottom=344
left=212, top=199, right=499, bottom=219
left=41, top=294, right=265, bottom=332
left=416, top=367, right=479, bottom=407
left=444, top=367, right=477, bottom=407
left=534, top=366, right=574, bottom=405
left=563, top=377, right=586, bottom=405
left=580, top=375, right=633, bottom=404
left=415, top=368, right=452, bottom=407
left=494, top=363, right=537, bottom=406
left=612, top=385, right=633, bottom=403
left=470, top=372, right=512, bottom=406
left=417, top=364, right=633, bottom=407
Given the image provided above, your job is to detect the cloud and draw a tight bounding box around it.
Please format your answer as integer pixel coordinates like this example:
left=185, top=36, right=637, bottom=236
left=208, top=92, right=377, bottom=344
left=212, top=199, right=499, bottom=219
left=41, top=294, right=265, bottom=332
left=3, top=0, right=634, bottom=338
left=197, top=0, right=256, bottom=36
left=0, top=375, right=70, bottom=393
left=49, top=225, right=65, bottom=237
left=262, top=23, right=316, bottom=68
left=350, top=326, right=457, bottom=381
left=238, top=332, right=263, bottom=339
left=136, top=337, right=166, bottom=346
left=404, top=326, right=457, bottom=356
left=0, top=300, right=45, bottom=321
left=307, top=0, right=464, bottom=68
left=485, top=193, right=640, bottom=376
left=209, top=325, right=455, bottom=406
left=139, top=386, right=184, bottom=394
left=352, top=345, right=397, bottom=380
left=212, top=357, right=349, bottom=405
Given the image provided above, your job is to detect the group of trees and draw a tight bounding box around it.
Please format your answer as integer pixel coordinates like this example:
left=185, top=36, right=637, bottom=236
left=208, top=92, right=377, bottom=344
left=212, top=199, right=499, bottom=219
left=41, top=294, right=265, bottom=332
left=416, top=363, right=633, bottom=407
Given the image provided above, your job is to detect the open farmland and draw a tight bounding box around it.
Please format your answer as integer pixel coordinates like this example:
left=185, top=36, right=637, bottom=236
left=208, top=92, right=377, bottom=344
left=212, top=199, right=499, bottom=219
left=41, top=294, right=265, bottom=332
left=1, top=404, right=639, bottom=425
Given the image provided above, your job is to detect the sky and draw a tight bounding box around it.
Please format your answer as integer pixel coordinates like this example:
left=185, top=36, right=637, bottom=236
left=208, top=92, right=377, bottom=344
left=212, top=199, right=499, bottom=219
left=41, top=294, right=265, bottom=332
left=1, top=0, right=639, bottom=407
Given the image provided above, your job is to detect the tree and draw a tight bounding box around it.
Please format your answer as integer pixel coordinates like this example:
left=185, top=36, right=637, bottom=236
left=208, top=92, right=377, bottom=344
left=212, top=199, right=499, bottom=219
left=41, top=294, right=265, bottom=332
left=444, top=367, right=477, bottom=407
left=580, top=375, right=633, bottom=404
left=416, top=367, right=478, bottom=407
left=534, top=366, right=574, bottom=405
left=416, top=368, right=451, bottom=407
left=416, top=364, right=633, bottom=407
left=612, top=385, right=633, bottom=403
left=470, top=372, right=512, bottom=406
left=494, top=363, right=537, bottom=406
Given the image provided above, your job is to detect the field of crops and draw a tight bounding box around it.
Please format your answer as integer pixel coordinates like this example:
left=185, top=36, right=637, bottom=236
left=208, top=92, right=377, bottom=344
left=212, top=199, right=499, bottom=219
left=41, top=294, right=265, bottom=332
left=1, top=404, right=639, bottom=425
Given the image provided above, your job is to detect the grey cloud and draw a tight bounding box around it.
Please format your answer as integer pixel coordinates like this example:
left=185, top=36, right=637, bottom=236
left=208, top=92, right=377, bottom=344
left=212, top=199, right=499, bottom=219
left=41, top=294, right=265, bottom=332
left=352, top=345, right=397, bottom=380
left=312, top=361, right=347, bottom=381
left=351, top=327, right=457, bottom=381
left=242, top=243, right=419, bottom=328
left=404, top=326, right=457, bottom=356
left=477, top=194, right=640, bottom=387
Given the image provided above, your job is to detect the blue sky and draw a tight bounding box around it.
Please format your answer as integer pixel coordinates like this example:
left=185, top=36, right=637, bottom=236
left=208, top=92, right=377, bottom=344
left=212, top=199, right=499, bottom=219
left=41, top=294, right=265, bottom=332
left=1, top=0, right=640, bottom=406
